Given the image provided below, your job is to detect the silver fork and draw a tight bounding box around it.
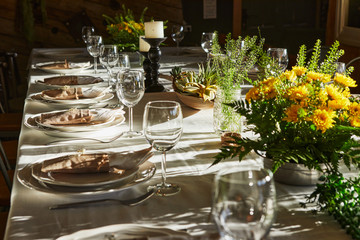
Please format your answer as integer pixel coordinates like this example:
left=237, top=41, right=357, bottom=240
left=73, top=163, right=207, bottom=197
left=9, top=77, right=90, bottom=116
left=46, top=132, right=124, bottom=145
left=49, top=188, right=155, bottom=210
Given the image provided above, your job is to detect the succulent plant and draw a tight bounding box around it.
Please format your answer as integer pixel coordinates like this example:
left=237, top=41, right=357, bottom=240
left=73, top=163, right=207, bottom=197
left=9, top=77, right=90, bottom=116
left=170, top=62, right=218, bottom=102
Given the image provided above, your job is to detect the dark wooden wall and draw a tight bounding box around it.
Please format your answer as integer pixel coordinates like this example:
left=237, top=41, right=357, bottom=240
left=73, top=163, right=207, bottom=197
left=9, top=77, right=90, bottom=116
left=0, top=0, right=183, bottom=82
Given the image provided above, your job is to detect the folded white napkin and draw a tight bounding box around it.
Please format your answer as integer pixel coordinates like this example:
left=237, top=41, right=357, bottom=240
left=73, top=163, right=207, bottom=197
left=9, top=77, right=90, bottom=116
left=68, top=61, right=91, bottom=68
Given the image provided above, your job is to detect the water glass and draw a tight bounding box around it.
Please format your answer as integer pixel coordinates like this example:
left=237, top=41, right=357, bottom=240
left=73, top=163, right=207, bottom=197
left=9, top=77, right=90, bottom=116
left=212, top=166, right=276, bottom=240
left=201, top=32, right=215, bottom=61
left=99, top=45, right=119, bottom=86
left=267, top=48, right=289, bottom=72
left=81, top=26, right=94, bottom=44
left=87, top=35, right=103, bottom=74
left=116, top=70, right=145, bottom=137
left=171, top=25, right=184, bottom=53
left=334, top=61, right=346, bottom=74
left=143, top=101, right=183, bottom=196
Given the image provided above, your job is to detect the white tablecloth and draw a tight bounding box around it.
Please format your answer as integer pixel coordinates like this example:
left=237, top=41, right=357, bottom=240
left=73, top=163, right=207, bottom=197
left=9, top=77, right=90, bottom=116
left=4, top=48, right=350, bottom=240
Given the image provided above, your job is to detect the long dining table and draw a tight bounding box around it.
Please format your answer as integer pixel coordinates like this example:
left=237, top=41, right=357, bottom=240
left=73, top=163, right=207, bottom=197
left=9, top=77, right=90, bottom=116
left=3, top=47, right=351, bottom=240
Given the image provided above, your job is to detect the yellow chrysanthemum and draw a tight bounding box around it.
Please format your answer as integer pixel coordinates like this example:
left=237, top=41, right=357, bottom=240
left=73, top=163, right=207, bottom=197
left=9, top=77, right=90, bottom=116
left=334, top=73, right=357, bottom=87
left=307, top=71, right=331, bottom=83
left=326, top=84, right=343, bottom=100
left=281, top=70, right=297, bottom=82
left=246, top=87, right=260, bottom=102
left=288, top=85, right=308, bottom=102
left=283, top=104, right=302, bottom=123
left=312, top=109, right=336, bottom=133
left=349, top=116, right=360, bottom=127
left=328, top=97, right=350, bottom=110
left=292, top=66, right=307, bottom=76
left=339, top=111, right=349, bottom=122
left=318, top=89, right=328, bottom=106
left=349, top=102, right=360, bottom=117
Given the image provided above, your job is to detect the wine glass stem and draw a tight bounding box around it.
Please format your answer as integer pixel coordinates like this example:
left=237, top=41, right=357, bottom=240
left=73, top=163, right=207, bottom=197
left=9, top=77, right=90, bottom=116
left=107, top=68, right=112, bottom=87
left=94, top=57, right=97, bottom=74
left=129, top=107, right=134, bottom=132
left=161, top=151, right=167, bottom=186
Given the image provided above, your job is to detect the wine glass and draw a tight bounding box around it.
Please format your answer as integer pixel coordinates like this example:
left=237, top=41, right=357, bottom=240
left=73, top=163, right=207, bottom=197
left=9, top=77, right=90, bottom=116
left=212, top=166, right=276, bottom=240
left=171, top=25, right=184, bottom=54
left=116, top=70, right=145, bottom=137
left=81, top=26, right=94, bottom=44
left=267, top=48, right=289, bottom=72
left=87, top=35, right=103, bottom=74
left=201, top=32, right=215, bottom=61
left=334, top=61, right=346, bottom=74
left=143, top=101, right=183, bottom=196
left=99, top=45, right=119, bottom=87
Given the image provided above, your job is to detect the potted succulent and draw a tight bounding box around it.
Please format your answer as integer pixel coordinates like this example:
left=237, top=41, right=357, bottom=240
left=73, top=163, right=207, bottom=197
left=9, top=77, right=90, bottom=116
left=213, top=39, right=360, bottom=239
left=170, top=62, right=218, bottom=110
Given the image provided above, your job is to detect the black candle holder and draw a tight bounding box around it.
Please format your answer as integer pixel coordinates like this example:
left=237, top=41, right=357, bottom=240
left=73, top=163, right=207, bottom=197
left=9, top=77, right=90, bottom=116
left=138, top=51, right=152, bottom=89
left=142, top=37, right=167, bottom=92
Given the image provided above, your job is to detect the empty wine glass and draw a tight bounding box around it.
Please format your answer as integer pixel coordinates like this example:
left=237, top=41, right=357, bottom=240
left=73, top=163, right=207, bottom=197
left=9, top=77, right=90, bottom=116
left=267, top=48, right=289, bottom=72
left=171, top=25, right=184, bottom=54
left=81, top=26, right=94, bottom=44
left=116, top=70, right=145, bottom=137
left=201, top=32, right=215, bottom=61
left=143, top=101, right=183, bottom=196
left=99, top=45, right=119, bottom=87
left=212, top=166, right=276, bottom=240
left=87, top=35, right=103, bottom=74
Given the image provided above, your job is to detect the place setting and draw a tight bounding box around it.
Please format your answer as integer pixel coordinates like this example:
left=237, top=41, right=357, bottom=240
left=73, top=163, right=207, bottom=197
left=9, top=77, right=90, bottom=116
left=17, top=147, right=157, bottom=195
left=34, top=60, right=93, bottom=75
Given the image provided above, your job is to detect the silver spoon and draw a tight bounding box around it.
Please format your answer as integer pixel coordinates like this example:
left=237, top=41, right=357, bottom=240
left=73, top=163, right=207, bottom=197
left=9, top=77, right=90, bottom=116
left=49, top=188, right=155, bottom=210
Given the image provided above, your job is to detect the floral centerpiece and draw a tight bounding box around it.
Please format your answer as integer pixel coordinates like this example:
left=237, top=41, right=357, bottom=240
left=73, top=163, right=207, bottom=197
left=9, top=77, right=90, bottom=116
left=214, top=39, right=360, bottom=239
left=103, top=5, right=147, bottom=52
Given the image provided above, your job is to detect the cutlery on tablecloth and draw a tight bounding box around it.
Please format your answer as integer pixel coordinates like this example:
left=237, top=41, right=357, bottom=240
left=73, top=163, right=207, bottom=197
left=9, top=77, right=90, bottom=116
left=49, top=188, right=155, bottom=210
left=46, top=132, right=124, bottom=145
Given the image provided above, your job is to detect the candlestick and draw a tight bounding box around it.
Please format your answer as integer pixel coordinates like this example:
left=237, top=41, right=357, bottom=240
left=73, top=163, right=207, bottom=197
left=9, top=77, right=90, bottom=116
left=142, top=37, right=167, bottom=92
left=139, top=51, right=152, bottom=89
left=144, top=21, right=164, bottom=38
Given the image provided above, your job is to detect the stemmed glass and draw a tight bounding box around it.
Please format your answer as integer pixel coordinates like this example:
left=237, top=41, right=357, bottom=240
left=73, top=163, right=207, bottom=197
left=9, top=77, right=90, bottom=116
left=143, top=101, right=183, bottom=196
left=212, top=166, right=276, bottom=240
left=99, top=45, right=119, bottom=87
left=201, top=32, right=215, bottom=61
left=81, top=26, right=94, bottom=44
left=171, top=25, right=184, bottom=54
left=116, top=70, right=145, bottom=137
left=267, top=48, right=289, bottom=72
left=87, top=35, right=103, bottom=74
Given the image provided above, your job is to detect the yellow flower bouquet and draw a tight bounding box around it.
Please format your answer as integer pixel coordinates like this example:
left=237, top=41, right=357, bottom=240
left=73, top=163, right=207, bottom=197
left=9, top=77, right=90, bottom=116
left=214, top=40, right=360, bottom=175
left=103, top=5, right=147, bottom=52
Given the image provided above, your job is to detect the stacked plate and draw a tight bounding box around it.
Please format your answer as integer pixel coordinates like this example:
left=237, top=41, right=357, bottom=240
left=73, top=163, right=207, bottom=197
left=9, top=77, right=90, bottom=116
left=25, top=108, right=125, bottom=138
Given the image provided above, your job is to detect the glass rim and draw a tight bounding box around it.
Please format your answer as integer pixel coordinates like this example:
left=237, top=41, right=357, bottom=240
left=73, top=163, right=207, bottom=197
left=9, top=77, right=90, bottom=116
left=145, top=100, right=181, bottom=109
left=215, top=167, right=273, bottom=185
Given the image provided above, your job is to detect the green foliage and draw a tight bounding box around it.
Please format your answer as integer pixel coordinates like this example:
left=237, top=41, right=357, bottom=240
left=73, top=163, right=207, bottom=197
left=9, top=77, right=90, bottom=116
left=301, top=173, right=360, bottom=239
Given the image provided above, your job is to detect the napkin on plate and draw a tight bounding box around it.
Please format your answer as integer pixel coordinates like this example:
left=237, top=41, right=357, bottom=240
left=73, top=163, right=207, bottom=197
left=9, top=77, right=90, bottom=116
left=41, top=147, right=153, bottom=173
left=40, top=109, right=93, bottom=125
left=41, top=87, right=108, bottom=100
left=42, top=76, right=103, bottom=85
left=40, top=60, right=90, bottom=69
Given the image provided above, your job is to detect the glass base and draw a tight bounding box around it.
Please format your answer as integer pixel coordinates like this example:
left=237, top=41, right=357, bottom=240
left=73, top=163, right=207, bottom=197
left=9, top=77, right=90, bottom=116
left=147, top=183, right=181, bottom=197
left=122, top=131, right=143, bottom=138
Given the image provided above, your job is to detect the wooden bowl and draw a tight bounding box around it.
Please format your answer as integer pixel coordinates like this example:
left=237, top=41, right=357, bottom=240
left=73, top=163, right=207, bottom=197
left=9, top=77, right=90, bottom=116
left=175, top=92, right=214, bottom=110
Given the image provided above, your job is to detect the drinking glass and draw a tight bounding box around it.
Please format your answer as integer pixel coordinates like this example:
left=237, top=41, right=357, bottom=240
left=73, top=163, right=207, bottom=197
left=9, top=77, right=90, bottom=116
left=201, top=32, right=215, bottom=61
left=116, top=70, right=145, bottom=137
left=81, top=26, right=94, bottom=44
left=87, top=35, right=103, bottom=74
left=335, top=61, right=346, bottom=74
left=171, top=25, right=184, bottom=54
left=267, top=48, right=289, bottom=72
left=212, top=166, right=276, bottom=240
left=99, top=45, right=119, bottom=86
left=143, top=101, right=183, bottom=196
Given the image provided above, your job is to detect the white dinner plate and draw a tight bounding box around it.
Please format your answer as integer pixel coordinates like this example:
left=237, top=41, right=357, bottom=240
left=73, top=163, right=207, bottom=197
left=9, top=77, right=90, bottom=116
left=28, top=92, right=114, bottom=106
left=33, top=109, right=117, bottom=132
left=35, top=61, right=93, bottom=74
left=17, top=161, right=156, bottom=195
left=31, top=161, right=138, bottom=188
left=35, top=76, right=105, bottom=88
left=25, top=114, right=125, bottom=138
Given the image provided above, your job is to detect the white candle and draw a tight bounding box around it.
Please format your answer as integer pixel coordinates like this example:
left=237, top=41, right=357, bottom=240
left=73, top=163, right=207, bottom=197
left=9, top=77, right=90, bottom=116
left=139, top=35, right=150, bottom=52
left=145, top=21, right=164, bottom=38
